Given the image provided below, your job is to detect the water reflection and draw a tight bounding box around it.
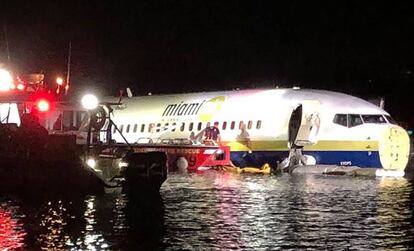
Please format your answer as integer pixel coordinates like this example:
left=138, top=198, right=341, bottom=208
left=161, top=173, right=414, bottom=250
left=0, top=173, right=414, bottom=250
left=0, top=203, right=25, bottom=250
left=37, top=200, right=72, bottom=249
left=376, top=178, right=414, bottom=250
left=211, top=173, right=243, bottom=249
left=71, top=196, right=109, bottom=250
left=0, top=192, right=165, bottom=250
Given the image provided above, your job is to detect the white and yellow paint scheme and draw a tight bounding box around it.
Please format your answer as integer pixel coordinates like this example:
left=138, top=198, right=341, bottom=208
left=105, top=88, right=410, bottom=171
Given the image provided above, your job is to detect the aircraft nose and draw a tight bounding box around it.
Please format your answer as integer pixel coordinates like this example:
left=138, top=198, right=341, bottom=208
left=378, top=125, right=410, bottom=171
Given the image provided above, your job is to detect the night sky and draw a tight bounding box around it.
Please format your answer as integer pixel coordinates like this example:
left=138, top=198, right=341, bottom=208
left=1, top=1, right=414, bottom=124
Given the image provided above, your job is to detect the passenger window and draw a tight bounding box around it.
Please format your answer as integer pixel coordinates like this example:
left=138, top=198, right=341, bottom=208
left=180, top=122, right=185, bottom=132
left=140, top=124, right=145, bottom=133
left=156, top=123, right=161, bottom=132
left=113, top=126, right=116, bottom=134
left=256, top=120, right=262, bottom=129
left=133, top=124, right=138, bottom=133
left=231, top=121, right=235, bottom=130
left=189, top=122, right=194, bottom=131
left=333, top=114, right=347, bottom=127
left=126, top=124, right=130, bottom=133
left=120, top=125, right=124, bottom=133
left=239, top=121, right=244, bottom=129
left=172, top=122, right=176, bottom=132
left=148, top=123, right=155, bottom=133
left=247, top=120, right=252, bottom=129
left=348, top=114, right=363, bottom=127
left=164, top=123, right=169, bottom=131
left=197, top=122, right=202, bottom=131
left=222, top=121, right=227, bottom=130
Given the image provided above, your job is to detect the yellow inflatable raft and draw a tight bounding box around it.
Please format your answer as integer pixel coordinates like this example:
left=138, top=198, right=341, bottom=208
left=213, top=163, right=271, bottom=174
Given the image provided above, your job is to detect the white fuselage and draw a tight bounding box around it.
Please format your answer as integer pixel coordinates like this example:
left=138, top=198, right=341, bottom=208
left=104, top=88, right=410, bottom=170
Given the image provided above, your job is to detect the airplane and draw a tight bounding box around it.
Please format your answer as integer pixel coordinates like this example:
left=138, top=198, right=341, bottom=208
left=101, top=87, right=410, bottom=173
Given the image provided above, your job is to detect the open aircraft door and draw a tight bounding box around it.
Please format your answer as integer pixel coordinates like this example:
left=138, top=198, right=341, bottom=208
left=288, top=100, right=321, bottom=147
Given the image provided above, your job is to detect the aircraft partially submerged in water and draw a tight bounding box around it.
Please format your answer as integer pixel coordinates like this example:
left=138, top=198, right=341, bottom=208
left=104, top=88, right=410, bottom=173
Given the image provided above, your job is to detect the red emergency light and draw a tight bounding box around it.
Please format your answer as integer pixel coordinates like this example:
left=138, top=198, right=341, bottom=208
left=36, top=99, right=50, bottom=112
left=28, top=91, right=55, bottom=113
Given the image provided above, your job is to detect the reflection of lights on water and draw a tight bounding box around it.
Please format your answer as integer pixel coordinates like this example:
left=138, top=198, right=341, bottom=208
left=0, top=208, right=25, bottom=249
left=75, top=196, right=109, bottom=250
left=378, top=176, right=410, bottom=188
left=112, top=195, right=128, bottom=236
left=87, top=200, right=94, bottom=210
left=38, top=200, right=71, bottom=250
left=376, top=176, right=412, bottom=248
left=246, top=181, right=264, bottom=191
left=213, top=172, right=241, bottom=188
left=35, top=197, right=109, bottom=250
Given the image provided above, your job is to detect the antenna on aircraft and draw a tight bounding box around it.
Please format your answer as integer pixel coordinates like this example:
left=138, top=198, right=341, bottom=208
left=379, top=97, right=384, bottom=109
left=117, top=89, right=124, bottom=104
left=126, top=87, right=133, bottom=98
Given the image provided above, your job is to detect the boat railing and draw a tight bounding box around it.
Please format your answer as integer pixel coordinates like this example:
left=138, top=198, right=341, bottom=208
left=135, top=137, right=206, bottom=146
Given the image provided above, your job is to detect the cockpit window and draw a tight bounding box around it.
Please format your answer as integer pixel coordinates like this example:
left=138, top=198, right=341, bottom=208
left=334, top=113, right=391, bottom=128
left=385, top=115, right=397, bottom=124
left=361, top=115, right=386, bottom=124
left=348, top=114, right=363, bottom=127
left=333, top=114, right=347, bottom=127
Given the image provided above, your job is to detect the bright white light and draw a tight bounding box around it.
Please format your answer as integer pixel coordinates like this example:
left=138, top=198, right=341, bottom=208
left=81, top=94, right=99, bottom=110
left=56, top=77, right=64, bottom=85
left=17, top=83, right=25, bottom=90
left=86, top=158, right=96, bottom=169
left=118, top=161, right=128, bottom=168
left=0, top=69, right=13, bottom=91
left=375, top=169, right=405, bottom=177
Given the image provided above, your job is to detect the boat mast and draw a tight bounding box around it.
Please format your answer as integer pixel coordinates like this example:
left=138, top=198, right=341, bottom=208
left=3, top=25, right=11, bottom=64
left=65, top=42, right=72, bottom=95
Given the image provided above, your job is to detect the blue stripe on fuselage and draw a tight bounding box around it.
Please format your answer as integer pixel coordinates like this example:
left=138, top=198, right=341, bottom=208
left=230, top=151, right=381, bottom=168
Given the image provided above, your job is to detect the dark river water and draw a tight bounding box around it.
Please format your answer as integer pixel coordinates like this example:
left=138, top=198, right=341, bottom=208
left=1, top=172, right=414, bottom=250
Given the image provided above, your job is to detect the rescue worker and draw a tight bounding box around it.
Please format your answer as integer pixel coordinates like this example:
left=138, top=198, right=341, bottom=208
left=18, top=112, right=49, bottom=157
left=204, top=122, right=221, bottom=145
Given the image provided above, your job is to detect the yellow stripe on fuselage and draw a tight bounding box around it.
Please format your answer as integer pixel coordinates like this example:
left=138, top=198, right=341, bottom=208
left=223, top=140, right=379, bottom=151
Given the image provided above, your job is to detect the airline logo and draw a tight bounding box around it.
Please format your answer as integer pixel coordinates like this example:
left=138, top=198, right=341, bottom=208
left=198, top=96, right=225, bottom=122
left=162, top=101, right=205, bottom=117
left=162, top=96, right=226, bottom=121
